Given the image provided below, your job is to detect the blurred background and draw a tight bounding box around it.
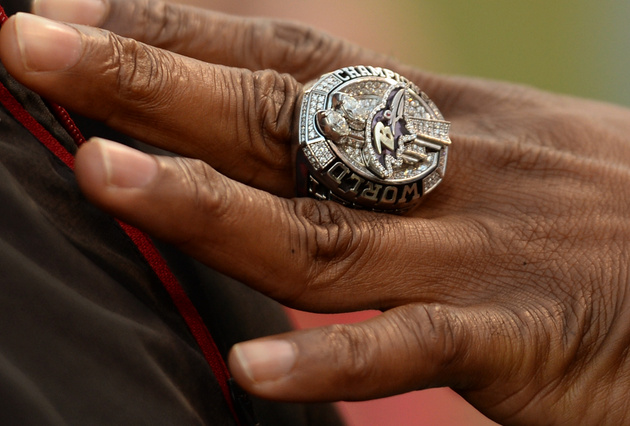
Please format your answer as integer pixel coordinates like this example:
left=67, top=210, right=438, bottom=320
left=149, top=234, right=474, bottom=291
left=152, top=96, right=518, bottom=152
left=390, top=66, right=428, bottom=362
left=179, top=0, right=629, bottom=424
left=186, top=0, right=630, bottom=107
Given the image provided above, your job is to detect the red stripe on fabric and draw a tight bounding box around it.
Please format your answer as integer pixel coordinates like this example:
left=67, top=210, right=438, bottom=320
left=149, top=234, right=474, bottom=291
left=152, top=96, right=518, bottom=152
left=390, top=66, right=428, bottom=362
left=0, top=82, right=76, bottom=168
left=0, top=7, right=238, bottom=420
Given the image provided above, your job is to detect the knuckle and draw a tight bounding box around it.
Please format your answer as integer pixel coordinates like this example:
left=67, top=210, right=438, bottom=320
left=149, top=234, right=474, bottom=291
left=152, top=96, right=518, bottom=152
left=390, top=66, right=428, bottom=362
left=108, top=34, right=177, bottom=115
left=290, top=199, right=391, bottom=291
left=166, top=158, right=231, bottom=246
left=293, top=199, right=360, bottom=262
left=139, top=1, right=180, bottom=46
left=324, top=324, right=379, bottom=386
left=251, top=70, right=295, bottom=140
left=241, top=70, right=298, bottom=174
left=409, top=304, right=462, bottom=368
left=112, top=0, right=183, bottom=46
left=268, top=23, right=323, bottom=69
left=248, top=19, right=351, bottom=80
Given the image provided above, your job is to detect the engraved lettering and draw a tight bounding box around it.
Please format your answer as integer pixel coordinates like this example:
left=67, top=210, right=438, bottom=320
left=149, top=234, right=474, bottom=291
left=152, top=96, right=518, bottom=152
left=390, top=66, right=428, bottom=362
left=361, top=182, right=382, bottom=201
left=401, top=183, right=421, bottom=201
left=334, top=70, right=351, bottom=81
left=343, top=66, right=361, bottom=79
left=381, top=186, right=398, bottom=203
left=327, top=162, right=350, bottom=184
left=357, top=66, right=372, bottom=77
left=335, top=172, right=364, bottom=195
left=348, top=173, right=365, bottom=194
left=384, top=69, right=396, bottom=80
left=335, top=66, right=412, bottom=84
left=367, top=66, right=385, bottom=77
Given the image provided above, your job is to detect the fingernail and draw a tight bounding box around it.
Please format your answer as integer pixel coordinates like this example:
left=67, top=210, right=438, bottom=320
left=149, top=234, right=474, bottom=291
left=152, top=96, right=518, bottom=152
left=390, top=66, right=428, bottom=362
left=232, top=340, right=297, bottom=383
left=14, top=13, right=82, bottom=72
left=92, top=138, right=158, bottom=188
left=32, top=0, right=107, bottom=26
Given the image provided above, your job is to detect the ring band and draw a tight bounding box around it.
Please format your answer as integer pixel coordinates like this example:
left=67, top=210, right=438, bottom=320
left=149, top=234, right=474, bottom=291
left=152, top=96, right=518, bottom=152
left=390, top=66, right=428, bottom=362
left=295, top=66, right=450, bottom=213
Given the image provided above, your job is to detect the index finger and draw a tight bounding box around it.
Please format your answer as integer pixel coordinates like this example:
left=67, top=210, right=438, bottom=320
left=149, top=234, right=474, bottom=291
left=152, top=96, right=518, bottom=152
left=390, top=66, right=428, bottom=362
left=0, top=13, right=299, bottom=196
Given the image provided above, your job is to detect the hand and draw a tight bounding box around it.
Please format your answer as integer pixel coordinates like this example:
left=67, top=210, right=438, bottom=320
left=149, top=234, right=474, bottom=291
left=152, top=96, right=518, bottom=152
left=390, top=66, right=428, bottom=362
left=3, top=2, right=630, bottom=424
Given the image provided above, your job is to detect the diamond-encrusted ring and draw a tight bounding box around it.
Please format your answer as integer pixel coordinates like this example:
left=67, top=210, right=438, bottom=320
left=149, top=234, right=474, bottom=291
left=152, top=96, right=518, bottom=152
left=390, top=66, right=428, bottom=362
left=294, top=66, right=451, bottom=213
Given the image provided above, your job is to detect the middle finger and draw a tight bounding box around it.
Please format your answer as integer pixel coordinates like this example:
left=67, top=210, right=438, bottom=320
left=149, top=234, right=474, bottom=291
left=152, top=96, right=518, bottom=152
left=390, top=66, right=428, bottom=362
left=33, top=0, right=397, bottom=84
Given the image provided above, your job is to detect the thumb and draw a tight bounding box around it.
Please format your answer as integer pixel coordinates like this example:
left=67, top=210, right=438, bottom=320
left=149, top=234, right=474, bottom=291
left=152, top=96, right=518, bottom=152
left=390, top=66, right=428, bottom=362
left=228, top=303, right=524, bottom=402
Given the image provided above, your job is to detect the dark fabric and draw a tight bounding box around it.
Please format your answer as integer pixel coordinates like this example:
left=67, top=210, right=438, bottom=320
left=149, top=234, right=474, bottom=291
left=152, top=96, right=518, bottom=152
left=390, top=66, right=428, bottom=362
left=0, top=1, right=343, bottom=425
left=0, top=61, right=234, bottom=425
left=0, top=0, right=24, bottom=16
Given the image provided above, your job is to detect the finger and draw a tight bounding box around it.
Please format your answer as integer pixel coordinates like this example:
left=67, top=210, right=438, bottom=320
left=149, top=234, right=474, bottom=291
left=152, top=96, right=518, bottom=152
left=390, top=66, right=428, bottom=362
left=33, top=0, right=458, bottom=119
left=29, top=2, right=493, bottom=129
left=0, top=13, right=298, bottom=196
left=74, top=138, right=477, bottom=311
left=32, top=0, right=398, bottom=83
left=228, top=303, right=529, bottom=405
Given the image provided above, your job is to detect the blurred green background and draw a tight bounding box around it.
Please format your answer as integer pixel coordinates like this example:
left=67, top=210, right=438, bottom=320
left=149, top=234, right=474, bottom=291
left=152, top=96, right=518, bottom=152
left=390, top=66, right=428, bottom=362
left=400, top=1, right=630, bottom=106
left=199, top=0, right=630, bottom=105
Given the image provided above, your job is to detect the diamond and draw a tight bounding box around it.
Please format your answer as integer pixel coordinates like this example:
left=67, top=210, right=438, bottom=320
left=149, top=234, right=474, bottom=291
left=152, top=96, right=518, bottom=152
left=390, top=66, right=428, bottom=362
left=340, top=95, right=371, bottom=122
left=309, top=141, right=334, bottom=167
left=423, top=171, right=442, bottom=194
left=316, top=110, right=349, bottom=141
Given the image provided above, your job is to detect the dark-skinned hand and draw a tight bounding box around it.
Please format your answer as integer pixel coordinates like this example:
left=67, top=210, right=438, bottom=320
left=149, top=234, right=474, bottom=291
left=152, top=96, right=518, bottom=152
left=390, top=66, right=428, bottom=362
left=2, top=1, right=630, bottom=424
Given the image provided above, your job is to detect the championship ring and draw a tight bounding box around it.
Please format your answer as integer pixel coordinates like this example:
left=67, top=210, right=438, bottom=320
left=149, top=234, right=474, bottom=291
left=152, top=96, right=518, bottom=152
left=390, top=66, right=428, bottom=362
left=295, top=66, right=450, bottom=213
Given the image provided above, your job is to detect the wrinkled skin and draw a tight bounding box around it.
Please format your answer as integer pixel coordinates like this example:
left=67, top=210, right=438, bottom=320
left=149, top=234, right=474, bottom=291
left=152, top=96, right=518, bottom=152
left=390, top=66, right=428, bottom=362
left=2, top=1, right=630, bottom=424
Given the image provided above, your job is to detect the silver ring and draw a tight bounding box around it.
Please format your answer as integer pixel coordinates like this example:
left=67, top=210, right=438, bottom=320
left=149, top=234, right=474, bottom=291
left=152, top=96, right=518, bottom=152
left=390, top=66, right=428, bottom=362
left=295, top=66, right=450, bottom=213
